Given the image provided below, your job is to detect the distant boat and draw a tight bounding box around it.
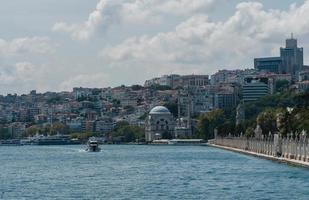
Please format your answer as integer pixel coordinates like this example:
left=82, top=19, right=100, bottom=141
left=168, top=139, right=206, bottom=146
left=31, top=134, right=81, bottom=145
left=151, top=139, right=206, bottom=146
left=0, top=139, right=22, bottom=146
left=86, top=137, right=101, bottom=152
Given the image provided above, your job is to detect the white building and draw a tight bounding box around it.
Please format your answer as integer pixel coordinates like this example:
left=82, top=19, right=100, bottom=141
left=145, top=106, right=175, bottom=142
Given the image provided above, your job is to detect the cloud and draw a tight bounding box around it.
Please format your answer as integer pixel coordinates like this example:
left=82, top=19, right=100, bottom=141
left=59, top=73, right=109, bottom=91
left=0, top=62, right=49, bottom=94
left=52, top=0, right=215, bottom=40
left=100, top=1, right=309, bottom=78
left=0, top=37, right=54, bottom=56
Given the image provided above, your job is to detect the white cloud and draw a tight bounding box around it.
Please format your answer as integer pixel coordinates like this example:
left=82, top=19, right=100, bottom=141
left=0, top=37, right=54, bottom=56
left=100, top=1, right=309, bottom=77
left=52, top=0, right=215, bottom=40
left=0, top=62, right=49, bottom=94
left=59, top=73, right=109, bottom=91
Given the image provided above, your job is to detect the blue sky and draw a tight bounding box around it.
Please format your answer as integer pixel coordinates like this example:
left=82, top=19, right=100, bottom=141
left=0, top=0, right=308, bottom=94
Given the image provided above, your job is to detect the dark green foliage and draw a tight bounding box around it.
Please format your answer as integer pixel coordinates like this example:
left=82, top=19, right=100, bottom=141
left=163, top=102, right=178, bottom=117
left=245, top=127, right=255, bottom=138
left=110, top=121, right=144, bottom=143
left=162, top=131, right=173, bottom=139
left=197, top=109, right=225, bottom=139
left=0, top=127, right=11, bottom=139
left=256, top=109, right=277, bottom=135
left=275, top=80, right=290, bottom=93
left=131, top=85, right=144, bottom=91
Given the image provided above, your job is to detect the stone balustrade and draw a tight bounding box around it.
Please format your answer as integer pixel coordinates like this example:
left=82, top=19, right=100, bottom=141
left=214, top=135, right=309, bottom=162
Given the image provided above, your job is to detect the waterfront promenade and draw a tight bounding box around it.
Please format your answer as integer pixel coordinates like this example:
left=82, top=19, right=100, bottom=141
left=209, top=136, right=309, bottom=169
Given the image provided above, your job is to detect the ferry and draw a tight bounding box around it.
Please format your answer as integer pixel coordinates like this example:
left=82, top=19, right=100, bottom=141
left=31, top=135, right=81, bottom=145
left=168, top=139, right=206, bottom=146
left=0, top=139, right=23, bottom=146
left=86, top=137, right=101, bottom=152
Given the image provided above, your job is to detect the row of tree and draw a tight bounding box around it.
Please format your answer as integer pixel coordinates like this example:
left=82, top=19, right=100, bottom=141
left=196, top=91, right=309, bottom=140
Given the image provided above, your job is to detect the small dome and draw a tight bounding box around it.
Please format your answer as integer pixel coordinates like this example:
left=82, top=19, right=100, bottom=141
left=149, top=106, right=171, bottom=115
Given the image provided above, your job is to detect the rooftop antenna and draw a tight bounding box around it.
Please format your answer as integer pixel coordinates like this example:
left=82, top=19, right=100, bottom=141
left=291, top=32, right=294, bottom=39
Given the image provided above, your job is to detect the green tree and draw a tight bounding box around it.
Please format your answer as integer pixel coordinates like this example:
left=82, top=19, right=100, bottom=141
left=51, top=122, right=69, bottom=135
left=24, top=125, right=41, bottom=137
left=111, top=121, right=145, bottom=142
left=245, top=127, right=255, bottom=138
left=163, top=102, right=178, bottom=117
left=197, top=109, right=225, bottom=140
left=275, top=80, right=290, bottom=93
left=162, top=131, right=173, bottom=139
left=257, top=109, right=277, bottom=135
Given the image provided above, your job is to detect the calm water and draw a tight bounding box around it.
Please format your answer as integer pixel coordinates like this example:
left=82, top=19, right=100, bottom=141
left=1, top=145, right=309, bottom=200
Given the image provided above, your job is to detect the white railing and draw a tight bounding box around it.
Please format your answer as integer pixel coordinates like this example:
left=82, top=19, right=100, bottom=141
left=214, top=136, right=309, bottom=162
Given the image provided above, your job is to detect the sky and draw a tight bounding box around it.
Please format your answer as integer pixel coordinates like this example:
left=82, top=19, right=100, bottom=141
left=0, top=0, right=308, bottom=94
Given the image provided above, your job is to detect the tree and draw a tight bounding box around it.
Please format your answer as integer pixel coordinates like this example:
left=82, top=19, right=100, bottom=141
left=257, top=109, right=277, bottom=135
left=51, top=122, right=69, bottom=135
left=163, top=102, right=178, bottom=117
left=275, top=80, right=290, bottom=93
left=197, top=109, right=225, bottom=140
left=197, top=115, right=210, bottom=139
left=24, top=125, right=40, bottom=137
left=0, top=127, right=11, bottom=139
left=131, top=85, right=143, bottom=91
left=111, top=121, right=145, bottom=142
left=218, top=120, right=235, bottom=137
left=245, top=127, right=255, bottom=138
left=162, top=131, right=173, bottom=139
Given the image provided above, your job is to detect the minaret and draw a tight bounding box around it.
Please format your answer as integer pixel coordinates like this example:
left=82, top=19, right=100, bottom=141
left=187, top=93, right=192, bottom=136
left=177, top=90, right=181, bottom=126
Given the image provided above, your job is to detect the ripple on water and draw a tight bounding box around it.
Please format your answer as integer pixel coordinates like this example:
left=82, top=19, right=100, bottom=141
left=1, top=145, right=309, bottom=200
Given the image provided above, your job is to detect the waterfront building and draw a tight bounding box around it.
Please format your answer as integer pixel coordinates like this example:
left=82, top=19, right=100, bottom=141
left=145, top=106, right=175, bottom=142
left=280, top=35, right=303, bottom=76
left=242, top=77, right=271, bottom=102
left=254, top=57, right=282, bottom=73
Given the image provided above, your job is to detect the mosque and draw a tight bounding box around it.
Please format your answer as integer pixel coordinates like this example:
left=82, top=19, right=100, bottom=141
left=145, top=106, right=192, bottom=142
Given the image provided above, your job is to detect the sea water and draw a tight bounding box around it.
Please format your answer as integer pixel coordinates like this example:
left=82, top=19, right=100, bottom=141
left=1, top=145, right=309, bottom=200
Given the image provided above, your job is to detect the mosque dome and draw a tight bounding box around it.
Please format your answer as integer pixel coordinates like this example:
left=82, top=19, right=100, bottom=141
left=149, top=106, right=171, bottom=115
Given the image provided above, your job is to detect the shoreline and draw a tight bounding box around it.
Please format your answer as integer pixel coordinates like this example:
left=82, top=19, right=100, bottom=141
left=208, top=143, right=309, bottom=169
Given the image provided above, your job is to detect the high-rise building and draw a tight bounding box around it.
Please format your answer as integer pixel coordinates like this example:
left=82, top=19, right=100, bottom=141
left=280, top=34, right=303, bottom=76
left=242, top=77, right=271, bottom=102
left=254, top=57, right=282, bottom=73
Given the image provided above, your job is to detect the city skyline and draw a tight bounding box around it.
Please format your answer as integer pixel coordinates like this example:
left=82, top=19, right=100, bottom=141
left=1, top=0, right=309, bottom=94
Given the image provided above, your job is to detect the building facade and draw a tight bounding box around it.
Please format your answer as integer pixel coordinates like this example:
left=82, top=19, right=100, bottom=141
left=145, top=106, right=175, bottom=142
left=242, top=77, right=270, bottom=102
left=254, top=57, right=282, bottom=73
left=280, top=36, right=303, bottom=76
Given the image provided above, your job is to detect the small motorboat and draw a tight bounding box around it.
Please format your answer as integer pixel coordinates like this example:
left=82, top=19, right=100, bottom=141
left=86, top=137, right=101, bottom=152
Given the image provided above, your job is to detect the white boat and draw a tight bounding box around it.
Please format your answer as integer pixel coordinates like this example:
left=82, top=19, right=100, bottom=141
left=86, top=137, right=101, bottom=152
